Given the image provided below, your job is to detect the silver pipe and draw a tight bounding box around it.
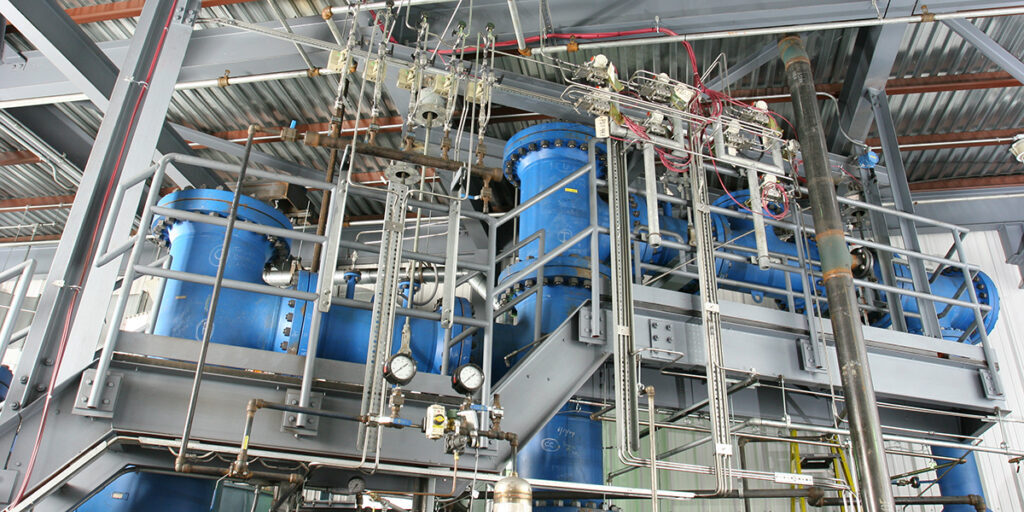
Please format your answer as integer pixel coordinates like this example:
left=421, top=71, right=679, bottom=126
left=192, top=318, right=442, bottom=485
left=176, top=126, right=260, bottom=471
left=145, top=255, right=172, bottom=334
left=535, top=6, right=1024, bottom=54
left=329, top=0, right=456, bottom=15
left=0, top=259, right=35, bottom=363
left=505, top=0, right=527, bottom=52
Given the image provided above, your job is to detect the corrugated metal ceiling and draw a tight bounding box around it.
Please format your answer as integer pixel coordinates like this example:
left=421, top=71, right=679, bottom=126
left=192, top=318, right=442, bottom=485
left=0, top=1, right=1022, bottom=237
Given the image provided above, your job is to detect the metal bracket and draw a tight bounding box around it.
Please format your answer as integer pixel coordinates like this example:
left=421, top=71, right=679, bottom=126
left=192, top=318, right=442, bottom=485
left=578, top=308, right=606, bottom=343
left=646, top=319, right=678, bottom=360
left=797, top=338, right=826, bottom=373
left=979, top=369, right=1003, bottom=399
left=72, top=369, right=123, bottom=418
left=283, top=389, right=325, bottom=436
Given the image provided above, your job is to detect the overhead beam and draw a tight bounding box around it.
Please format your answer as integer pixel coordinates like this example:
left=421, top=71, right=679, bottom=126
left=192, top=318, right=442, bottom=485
left=64, top=0, right=257, bottom=24
left=828, top=5, right=911, bottom=153
left=944, top=18, right=1024, bottom=85
left=909, top=175, right=1024, bottom=192
left=0, top=150, right=38, bottom=166
left=704, top=41, right=779, bottom=92
left=0, top=0, right=220, bottom=188
left=730, top=71, right=1022, bottom=104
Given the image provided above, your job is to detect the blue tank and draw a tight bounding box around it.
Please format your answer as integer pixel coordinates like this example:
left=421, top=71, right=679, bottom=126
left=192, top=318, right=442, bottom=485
left=150, top=189, right=473, bottom=373
left=76, top=472, right=215, bottom=512
left=0, top=364, right=11, bottom=402
left=152, top=189, right=292, bottom=351
left=517, top=404, right=603, bottom=512
left=873, top=263, right=1000, bottom=344
left=930, top=445, right=988, bottom=512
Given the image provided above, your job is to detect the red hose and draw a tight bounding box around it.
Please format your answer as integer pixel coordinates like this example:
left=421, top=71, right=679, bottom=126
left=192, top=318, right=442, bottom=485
left=7, top=2, right=181, bottom=507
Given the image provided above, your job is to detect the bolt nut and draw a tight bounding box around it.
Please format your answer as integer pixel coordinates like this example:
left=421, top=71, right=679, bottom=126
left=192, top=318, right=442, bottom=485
left=283, top=327, right=292, bottom=336
left=288, top=415, right=296, bottom=423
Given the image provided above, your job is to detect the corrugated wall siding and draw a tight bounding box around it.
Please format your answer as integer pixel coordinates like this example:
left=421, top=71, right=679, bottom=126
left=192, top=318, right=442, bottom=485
left=603, top=230, right=1024, bottom=511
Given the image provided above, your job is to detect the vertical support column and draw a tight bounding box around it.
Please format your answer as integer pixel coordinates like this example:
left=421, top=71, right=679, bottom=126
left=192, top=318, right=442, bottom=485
left=780, top=35, right=894, bottom=512
left=606, top=138, right=640, bottom=452
left=859, top=167, right=908, bottom=332
left=0, top=0, right=202, bottom=419
left=869, top=89, right=942, bottom=338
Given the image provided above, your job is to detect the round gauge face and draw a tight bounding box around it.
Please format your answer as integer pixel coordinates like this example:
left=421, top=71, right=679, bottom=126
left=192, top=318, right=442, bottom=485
left=453, top=363, right=485, bottom=395
left=384, top=353, right=417, bottom=385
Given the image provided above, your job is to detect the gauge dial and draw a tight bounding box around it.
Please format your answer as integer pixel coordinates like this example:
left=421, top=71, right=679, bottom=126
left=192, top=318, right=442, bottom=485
left=452, top=363, right=485, bottom=395
left=384, top=352, right=417, bottom=386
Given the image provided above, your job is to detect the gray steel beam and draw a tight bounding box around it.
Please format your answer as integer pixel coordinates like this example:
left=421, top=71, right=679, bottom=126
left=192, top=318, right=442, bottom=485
left=0, top=0, right=219, bottom=189
left=0, top=0, right=204, bottom=421
left=7, top=105, right=93, bottom=169
left=829, top=22, right=908, bottom=152
left=171, top=123, right=326, bottom=182
left=944, top=18, right=1024, bottom=85
left=869, top=88, right=942, bottom=340
left=704, top=41, right=778, bottom=92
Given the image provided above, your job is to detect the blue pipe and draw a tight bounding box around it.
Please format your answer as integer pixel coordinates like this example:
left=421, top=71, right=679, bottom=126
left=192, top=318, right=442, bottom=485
left=518, top=404, right=603, bottom=512
left=930, top=446, right=989, bottom=512
left=76, top=472, right=216, bottom=512
left=151, top=189, right=473, bottom=373
left=500, top=122, right=1003, bottom=506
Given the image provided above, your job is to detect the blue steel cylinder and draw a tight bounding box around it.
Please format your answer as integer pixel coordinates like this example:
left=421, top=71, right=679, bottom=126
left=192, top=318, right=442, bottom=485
left=76, top=472, right=215, bottom=512
left=712, top=190, right=825, bottom=308
left=287, top=271, right=473, bottom=372
left=930, top=445, right=989, bottom=512
left=0, top=364, right=11, bottom=402
left=151, top=189, right=292, bottom=351
left=874, top=263, right=1000, bottom=344
left=517, top=404, right=603, bottom=512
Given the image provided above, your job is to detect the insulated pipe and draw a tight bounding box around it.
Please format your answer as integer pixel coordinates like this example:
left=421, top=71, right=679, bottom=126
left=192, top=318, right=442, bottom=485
left=780, top=35, right=894, bottom=512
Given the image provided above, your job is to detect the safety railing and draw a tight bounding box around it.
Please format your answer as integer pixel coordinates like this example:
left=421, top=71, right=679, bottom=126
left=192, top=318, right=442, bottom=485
left=0, top=259, right=36, bottom=366
left=88, top=152, right=341, bottom=414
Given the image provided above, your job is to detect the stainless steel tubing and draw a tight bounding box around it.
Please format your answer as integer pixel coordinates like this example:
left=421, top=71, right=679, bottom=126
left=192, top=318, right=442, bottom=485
left=150, top=206, right=327, bottom=244
left=329, top=0, right=456, bottom=15
left=175, top=126, right=260, bottom=471
left=781, top=35, right=892, bottom=512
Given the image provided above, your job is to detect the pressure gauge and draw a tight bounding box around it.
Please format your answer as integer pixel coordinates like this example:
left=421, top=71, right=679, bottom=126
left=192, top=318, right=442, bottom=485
left=384, top=353, right=417, bottom=386
left=452, top=363, right=485, bottom=395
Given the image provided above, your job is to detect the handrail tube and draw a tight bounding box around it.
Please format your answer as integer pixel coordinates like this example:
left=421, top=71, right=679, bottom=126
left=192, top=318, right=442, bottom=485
left=330, top=297, right=489, bottom=329
left=0, top=259, right=35, bottom=284
left=339, top=239, right=489, bottom=273
left=0, top=259, right=35, bottom=363
left=136, top=265, right=317, bottom=302
left=495, top=163, right=592, bottom=228
left=496, top=230, right=543, bottom=263
left=347, top=184, right=491, bottom=222
left=491, top=226, right=595, bottom=299
left=89, top=155, right=173, bottom=407
left=150, top=205, right=327, bottom=244
left=95, top=236, right=139, bottom=268
left=952, top=232, right=1003, bottom=396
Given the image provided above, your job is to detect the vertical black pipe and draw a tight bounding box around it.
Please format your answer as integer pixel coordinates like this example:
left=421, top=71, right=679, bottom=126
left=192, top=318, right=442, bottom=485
left=778, top=35, right=894, bottom=512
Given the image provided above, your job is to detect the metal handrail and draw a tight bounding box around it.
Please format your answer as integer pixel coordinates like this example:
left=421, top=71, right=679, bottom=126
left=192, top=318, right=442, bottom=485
left=0, top=259, right=36, bottom=365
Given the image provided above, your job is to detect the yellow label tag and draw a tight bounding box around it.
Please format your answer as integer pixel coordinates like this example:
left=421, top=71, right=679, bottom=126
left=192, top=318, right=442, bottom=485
left=241, top=435, right=250, bottom=450
left=564, top=188, right=578, bottom=194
